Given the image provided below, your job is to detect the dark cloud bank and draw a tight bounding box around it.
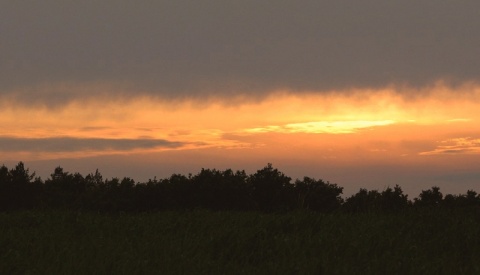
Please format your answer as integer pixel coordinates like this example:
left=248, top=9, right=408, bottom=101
left=0, top=137, right=183, bottom=152
left=2, top=0, right=480, bottom=103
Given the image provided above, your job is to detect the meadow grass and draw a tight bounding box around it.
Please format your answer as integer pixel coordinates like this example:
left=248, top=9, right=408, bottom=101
left=1, top=209, right=479, bottom=274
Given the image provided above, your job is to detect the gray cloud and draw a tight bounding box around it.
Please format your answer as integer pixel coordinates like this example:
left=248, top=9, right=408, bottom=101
left=2, top=0, right=480, bottom=104
left=0, top=137, right=184, bottom=152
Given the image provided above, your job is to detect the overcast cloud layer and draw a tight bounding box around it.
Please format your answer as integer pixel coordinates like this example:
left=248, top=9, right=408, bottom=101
left=2, top=1, right=480, bottom=103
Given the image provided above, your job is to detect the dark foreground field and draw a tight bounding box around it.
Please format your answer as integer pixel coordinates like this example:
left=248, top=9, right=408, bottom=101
left=1, top=209, right=479, bottom=274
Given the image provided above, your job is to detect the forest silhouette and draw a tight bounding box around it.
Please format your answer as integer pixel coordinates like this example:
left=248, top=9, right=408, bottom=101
left=1, top=162, right=479, bottom=212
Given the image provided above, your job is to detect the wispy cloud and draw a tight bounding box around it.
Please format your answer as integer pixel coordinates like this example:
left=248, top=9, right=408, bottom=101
left=420, top=137, right=480, bottom=155
left=243, top=120, right=395, bottom=135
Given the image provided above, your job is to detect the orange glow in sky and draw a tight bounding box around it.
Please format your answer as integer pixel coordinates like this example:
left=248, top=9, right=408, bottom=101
left=1, top=83, right=480, bottom=196
left=1, top=84, right=480, bottom=158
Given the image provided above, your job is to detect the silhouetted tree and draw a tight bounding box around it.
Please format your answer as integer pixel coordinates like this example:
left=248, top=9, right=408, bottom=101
left=343, top=185, right=410, bottom=212
left=442, top=190, right=480, bottom=209
left=89, top=176, right=136, bottom=211
left=189, top=168, right=251, bottom=210
left=161, top=173, right=192, bottom=209
left=0, top=164, right=13, bottom=210
left=0, top=162, right=41, bottom=209
left=414, top=186, right=443, bottom=207
left=4, top=162, right=480, bottom=213
left=343, top=189, right=381, bottom=212
left=44, top=167, right=87, bottom=208
left=85, top=169, right=104, bottom=189
left=294, top=177, right=343, bottom=212
left=379, top=185, right=409, bottom=212
left=218, top=169, right=251, bottom=210
left=248, top=164, right=293, bottom=211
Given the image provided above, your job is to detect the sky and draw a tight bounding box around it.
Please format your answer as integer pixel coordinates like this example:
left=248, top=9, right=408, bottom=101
left=1, top=1, right=480, bottom=197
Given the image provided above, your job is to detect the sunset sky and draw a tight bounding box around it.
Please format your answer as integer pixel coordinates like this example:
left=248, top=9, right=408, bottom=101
left=2, top=1, right=480, bottom=197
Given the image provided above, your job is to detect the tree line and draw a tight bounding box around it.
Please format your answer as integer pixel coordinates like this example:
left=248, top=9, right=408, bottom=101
left=1, top=162, right=479, bottom=212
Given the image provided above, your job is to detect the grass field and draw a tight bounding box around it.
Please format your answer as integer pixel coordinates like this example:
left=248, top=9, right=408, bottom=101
left=1, top=209, right=479, bottom=274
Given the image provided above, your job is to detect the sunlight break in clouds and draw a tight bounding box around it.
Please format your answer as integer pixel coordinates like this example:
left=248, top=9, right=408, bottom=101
left=244, top=120, right=396, bottom=134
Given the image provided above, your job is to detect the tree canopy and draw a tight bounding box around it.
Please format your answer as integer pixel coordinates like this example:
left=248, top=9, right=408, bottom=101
left=0, top=162, right=479, bottom=212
